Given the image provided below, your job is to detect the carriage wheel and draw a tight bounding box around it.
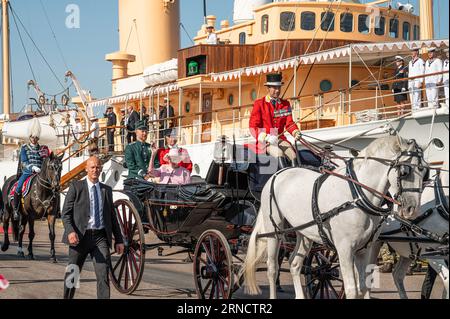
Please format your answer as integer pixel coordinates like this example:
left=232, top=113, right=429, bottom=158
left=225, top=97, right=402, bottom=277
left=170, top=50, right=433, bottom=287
left=110, top=199, right=146, bottom=295
left=193, top=230, right=234, bottom=299
left=303, top=244, right=345, bottom=299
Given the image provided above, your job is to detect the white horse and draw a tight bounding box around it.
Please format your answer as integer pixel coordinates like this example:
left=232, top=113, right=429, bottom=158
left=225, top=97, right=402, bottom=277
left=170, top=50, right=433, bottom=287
left=242, top=136, right=428, bottom=299
left=368, top=167, right=449, bottom=299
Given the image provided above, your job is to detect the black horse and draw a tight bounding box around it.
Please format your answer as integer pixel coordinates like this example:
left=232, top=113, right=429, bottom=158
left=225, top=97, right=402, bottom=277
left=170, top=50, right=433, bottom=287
left=1, top=152, right=63, bottom=262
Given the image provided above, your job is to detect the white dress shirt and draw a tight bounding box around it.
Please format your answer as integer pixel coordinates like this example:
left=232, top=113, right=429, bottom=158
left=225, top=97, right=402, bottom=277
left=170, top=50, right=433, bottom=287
left=86, top=178, right=104, bottom=230
left=206, top=32, right=218, bottom=45
left=408, top=57, right=425, bottom=89
left=90, top=121, right=100, bottom=139
left=425, top=58, right=443, bottom=84
left=443, top=59, right=449, bottom=83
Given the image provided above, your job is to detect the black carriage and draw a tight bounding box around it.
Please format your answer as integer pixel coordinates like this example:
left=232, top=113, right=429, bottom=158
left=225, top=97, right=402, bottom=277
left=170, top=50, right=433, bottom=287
left=110, top=145, right=346, bottom=299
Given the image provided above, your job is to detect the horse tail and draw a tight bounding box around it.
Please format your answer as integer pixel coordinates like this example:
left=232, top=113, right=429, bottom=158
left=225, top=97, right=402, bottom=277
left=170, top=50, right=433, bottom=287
left=241, top=210, right=267, bottom=295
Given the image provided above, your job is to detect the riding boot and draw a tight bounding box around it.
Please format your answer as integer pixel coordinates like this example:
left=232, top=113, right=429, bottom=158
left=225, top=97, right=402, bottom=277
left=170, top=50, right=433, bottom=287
left=13, top=192, right=21, bottom=222
left=277, top=157, right=289, bottom=170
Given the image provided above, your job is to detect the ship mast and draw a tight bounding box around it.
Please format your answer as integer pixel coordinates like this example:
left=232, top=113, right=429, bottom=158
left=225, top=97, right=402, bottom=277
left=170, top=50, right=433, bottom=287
left=2, top=0, right=11, bottom=116
left=419, top=0, right=434, bottom=40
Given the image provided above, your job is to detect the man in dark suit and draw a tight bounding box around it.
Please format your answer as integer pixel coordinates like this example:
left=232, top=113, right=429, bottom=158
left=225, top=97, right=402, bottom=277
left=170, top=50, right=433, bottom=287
left=126, top=105, right=140, bottom=144
left=104, top=106, right=117, bottom=152
left=62, top=156, right=124, bottom=299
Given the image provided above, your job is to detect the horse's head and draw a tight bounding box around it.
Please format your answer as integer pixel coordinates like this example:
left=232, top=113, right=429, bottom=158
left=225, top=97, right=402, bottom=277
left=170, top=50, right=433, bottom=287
left=42, top=152, right=64, bottom=191
left=387, top=138, right=429, bottom=220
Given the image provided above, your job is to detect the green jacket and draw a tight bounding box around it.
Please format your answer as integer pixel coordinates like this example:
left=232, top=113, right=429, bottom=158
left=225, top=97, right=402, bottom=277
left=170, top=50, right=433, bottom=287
left=124, top=141, right=152, bottom=179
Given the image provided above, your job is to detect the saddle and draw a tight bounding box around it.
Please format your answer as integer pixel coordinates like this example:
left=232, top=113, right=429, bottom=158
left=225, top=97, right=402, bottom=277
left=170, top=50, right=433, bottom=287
left=8, top=175, right=37, bottom=202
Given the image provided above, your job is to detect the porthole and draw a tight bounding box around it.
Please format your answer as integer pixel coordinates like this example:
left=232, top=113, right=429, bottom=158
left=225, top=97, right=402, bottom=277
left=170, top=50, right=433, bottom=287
left=228, top=94, right=234, bottom=106
left=250, top=89, right=257, bottom=101
left=194, top=164, right=200, bottom=175
left=114, top=170, right=119, bottom=182
left=101, top=172, right=106, bottom=182
left=320, top=80, right=332, bottom=92
left=432, top=138, right=444, bottom=151
left=185, top=102, right=191, bottom=113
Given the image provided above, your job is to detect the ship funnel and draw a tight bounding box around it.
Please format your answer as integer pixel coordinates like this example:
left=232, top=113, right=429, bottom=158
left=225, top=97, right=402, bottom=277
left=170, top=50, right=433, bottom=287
left=115, top=0, right=180, bottom=75
left=233, top=0, right=271, bottom=24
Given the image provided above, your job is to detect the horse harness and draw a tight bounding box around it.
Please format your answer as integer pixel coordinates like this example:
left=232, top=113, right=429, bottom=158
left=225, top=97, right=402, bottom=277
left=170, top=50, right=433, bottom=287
left=258, top=146, right=429, bottom=253
left=32, top=160, right=62, bottom=215
left=379, top=173, right=449, bottom=260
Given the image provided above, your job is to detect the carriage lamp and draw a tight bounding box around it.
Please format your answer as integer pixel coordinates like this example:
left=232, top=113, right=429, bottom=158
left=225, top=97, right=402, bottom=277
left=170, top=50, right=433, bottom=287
left=213, top=136, right=232, bottom=185
left=213, top=135, right=232, bottom=163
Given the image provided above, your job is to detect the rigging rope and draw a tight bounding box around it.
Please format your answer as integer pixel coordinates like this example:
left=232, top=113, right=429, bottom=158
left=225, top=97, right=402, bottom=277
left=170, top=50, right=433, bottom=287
left=10, top=4, right=37, bottom=84
left=39, top=0, right=70, bottom=71
left=9, top=3, right=65, bottom=90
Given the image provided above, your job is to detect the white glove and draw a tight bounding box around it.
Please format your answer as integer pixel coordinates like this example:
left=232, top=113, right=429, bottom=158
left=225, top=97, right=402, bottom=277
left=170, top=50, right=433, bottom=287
left=265, top=134, right=278, bottom=146
left=401, top=87, right=406, bottom=92
left=293, top=130, right=302, bottom=140
left=137, top=169, right=146, bottom=177
left=32, top=166, right=41, bottom=173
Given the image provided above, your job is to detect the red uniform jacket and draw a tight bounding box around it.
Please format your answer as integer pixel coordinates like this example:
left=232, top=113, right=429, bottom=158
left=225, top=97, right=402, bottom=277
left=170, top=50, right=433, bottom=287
left=249, top=96, right=299, bottom=145
left=156, top=147, right=193, bottom=172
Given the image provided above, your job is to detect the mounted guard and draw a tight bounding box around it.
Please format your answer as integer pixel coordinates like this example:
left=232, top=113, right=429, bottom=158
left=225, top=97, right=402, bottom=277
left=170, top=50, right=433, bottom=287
left=13, top=118, right=50, bottom=222
left=249, top=73, right=301, bottom=168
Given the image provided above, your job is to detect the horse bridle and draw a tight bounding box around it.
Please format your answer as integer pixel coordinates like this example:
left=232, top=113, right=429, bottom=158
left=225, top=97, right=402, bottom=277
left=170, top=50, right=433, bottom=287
left=387, top=141, right=429, bottom=203
left=37, top=159, right=62, bottom=193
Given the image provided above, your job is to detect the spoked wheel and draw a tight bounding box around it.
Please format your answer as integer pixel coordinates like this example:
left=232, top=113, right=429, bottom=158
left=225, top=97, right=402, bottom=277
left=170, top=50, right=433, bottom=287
left=193, top=230, right=234, bottom=299
left=110, top=199, right=146, bottom=294
left=303, top=244, right=345, bottom=299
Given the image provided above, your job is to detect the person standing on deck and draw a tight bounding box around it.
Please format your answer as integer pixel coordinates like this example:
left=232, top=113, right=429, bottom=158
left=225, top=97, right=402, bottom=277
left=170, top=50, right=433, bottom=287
left=249, top=73, right=301, bottom=169
left=408, top=48, right=425, bottom=110
left=424, top=47, right=443, bottom=108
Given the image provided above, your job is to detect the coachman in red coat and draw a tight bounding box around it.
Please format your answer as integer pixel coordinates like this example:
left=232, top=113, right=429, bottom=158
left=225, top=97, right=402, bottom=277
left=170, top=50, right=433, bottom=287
left=249, top=73, right=301, bottom=167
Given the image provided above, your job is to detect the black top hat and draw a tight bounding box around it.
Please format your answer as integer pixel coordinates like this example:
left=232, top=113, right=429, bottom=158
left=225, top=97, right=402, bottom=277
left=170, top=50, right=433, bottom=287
left=135, top=120, right=148, bottom=131
left=264, top=73, right=284, bottom=86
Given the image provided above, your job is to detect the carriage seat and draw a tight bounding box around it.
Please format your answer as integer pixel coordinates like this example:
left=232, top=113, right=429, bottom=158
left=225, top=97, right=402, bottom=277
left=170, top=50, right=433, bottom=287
left=123, top=178, right=222, bottom=204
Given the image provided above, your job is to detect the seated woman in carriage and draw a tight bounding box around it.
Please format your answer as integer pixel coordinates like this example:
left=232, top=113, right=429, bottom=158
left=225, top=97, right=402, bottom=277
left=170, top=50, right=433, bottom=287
left=147, top=146, right=191, bottom=185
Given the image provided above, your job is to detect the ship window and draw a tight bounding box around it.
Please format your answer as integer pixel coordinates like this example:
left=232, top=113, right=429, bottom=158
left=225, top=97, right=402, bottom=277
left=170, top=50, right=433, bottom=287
left=413, top=25, right=420, bottom=40
left=389, top=18, right=399, bottom=38
left=301, top=12, right=316, bottom=30
left=358, top=14, right=370, bottom=34
left=114, top=170, right=119, bottom=182
left=251, top=89, right=257, bottom=101
left=185, top=102, right=190, bottom=113
left=321, top=12, right=335, bottom=31
left=340, top=13, right=353, bottom=33
left=239, top=32, right=246, bottom=44
left=374, top=16, right=385, bottom=35
left=403, top=22, right=411, bottom=40
left=228, top=94, right=234, bottom=106
left=280, top=12, right=295, bottom=31
left=261, top=15, right=269, bottom=34
left=320, top=80, right=332, bottom=92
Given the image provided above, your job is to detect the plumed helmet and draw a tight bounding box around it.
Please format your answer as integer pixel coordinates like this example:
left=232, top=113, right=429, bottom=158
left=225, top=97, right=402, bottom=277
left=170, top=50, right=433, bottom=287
left=28, top=118, right=41, bottom=138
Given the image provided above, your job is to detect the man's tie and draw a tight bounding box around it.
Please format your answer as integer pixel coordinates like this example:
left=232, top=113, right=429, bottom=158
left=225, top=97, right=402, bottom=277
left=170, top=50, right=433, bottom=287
left=92, top=185, right=101, bottom=229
